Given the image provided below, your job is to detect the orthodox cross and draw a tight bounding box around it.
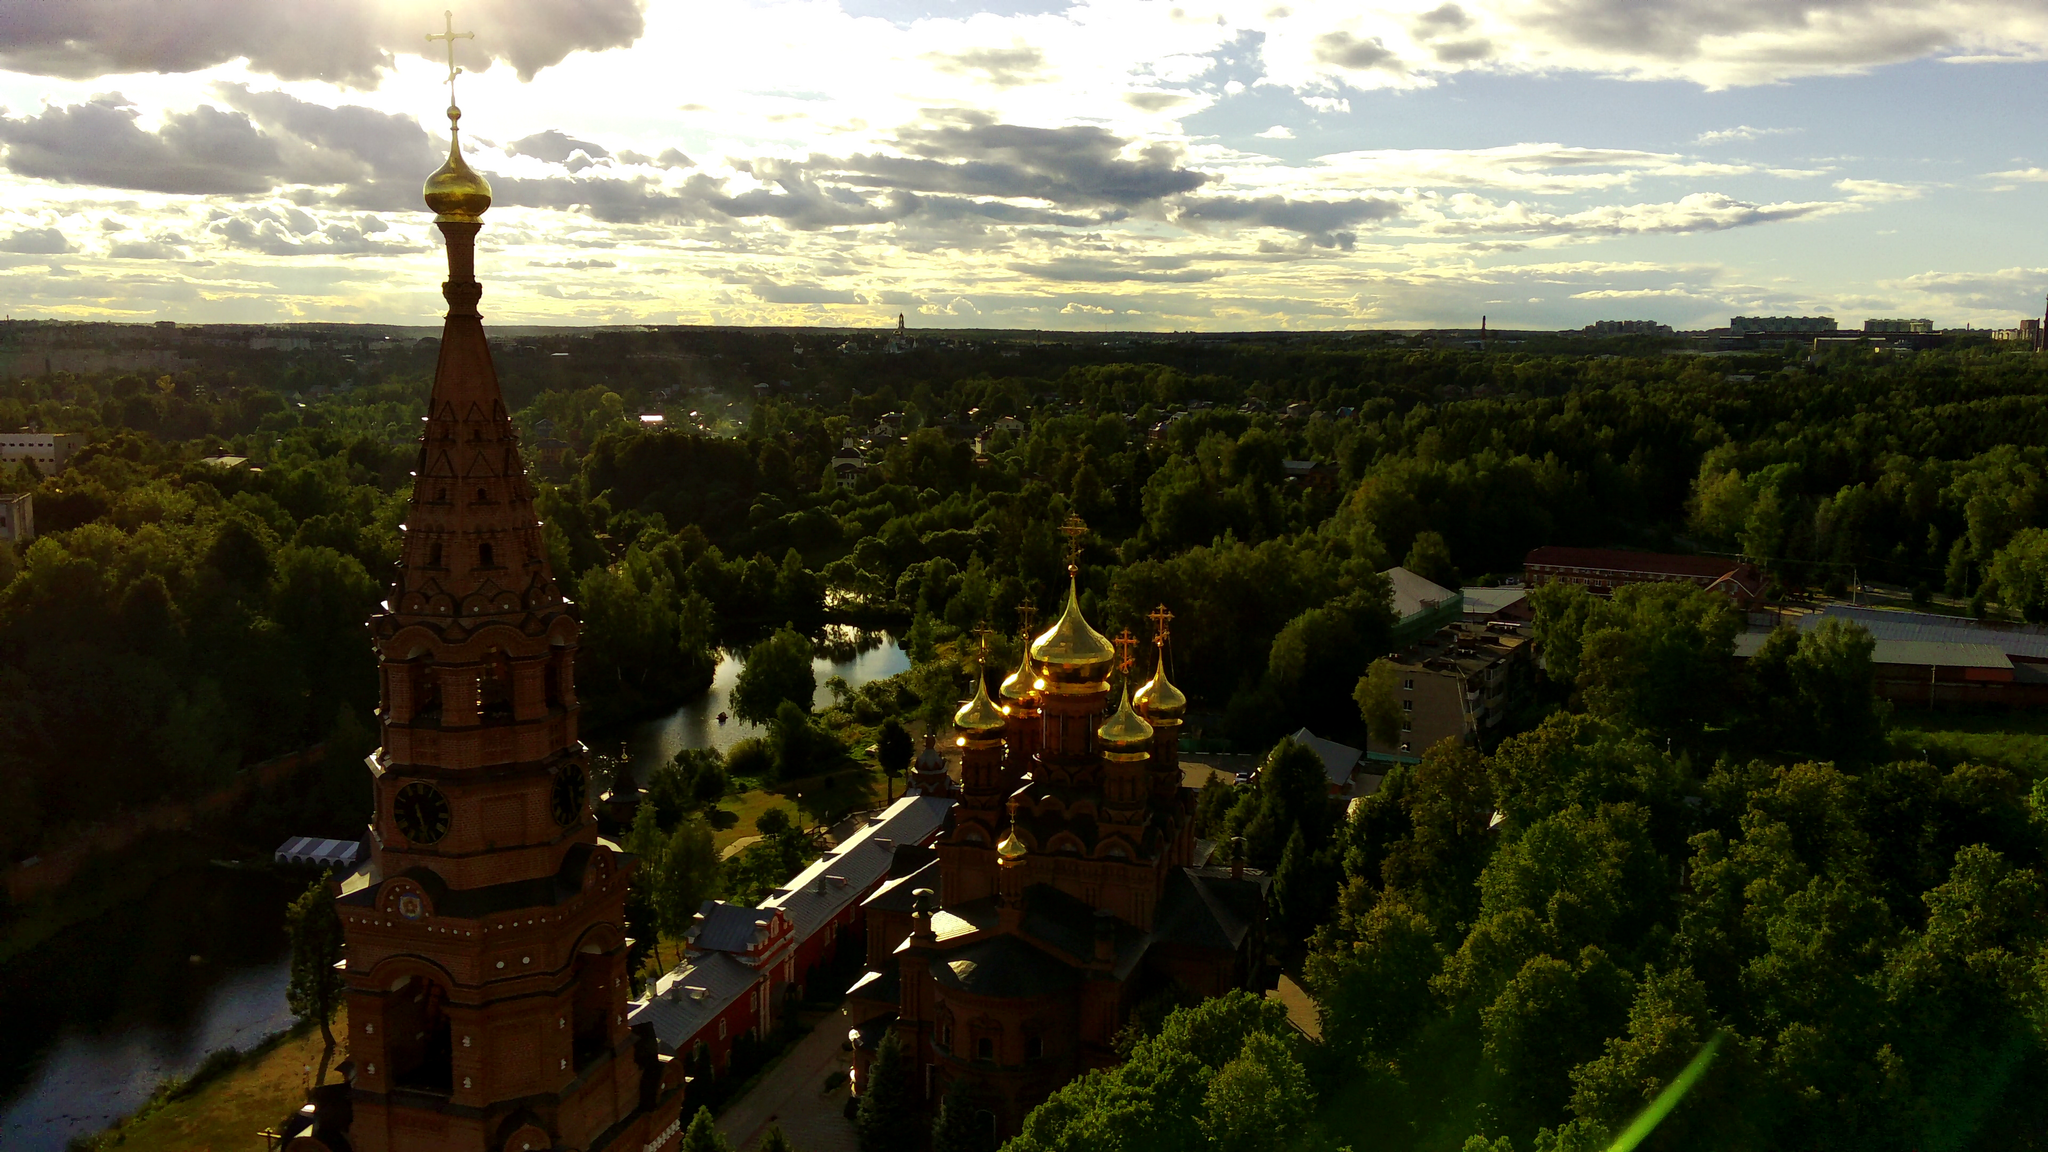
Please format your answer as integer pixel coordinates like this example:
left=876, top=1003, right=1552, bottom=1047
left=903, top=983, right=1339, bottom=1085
left=1147, top=603, right=1174, bottom=645
left=1113, top=629, right=1138, bottom=675
left=426, top=11, right=476, bottom=109
left=1060, top=514, right=1087, bottom=568
left=1016, top=598, right=1038, bottom=636
left=972, top=621, right=995, bottom=663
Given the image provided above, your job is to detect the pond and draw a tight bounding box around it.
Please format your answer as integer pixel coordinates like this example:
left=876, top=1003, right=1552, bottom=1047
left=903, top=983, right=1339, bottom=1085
left=0, top=864, right=301, bottom=1152
left=614, top=628, right=908, bottom=778
left=0, top=630, right=906, bottom=1151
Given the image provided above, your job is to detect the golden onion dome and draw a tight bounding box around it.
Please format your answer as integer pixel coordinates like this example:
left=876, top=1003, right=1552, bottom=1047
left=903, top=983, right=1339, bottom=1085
left=1029, top=576, right=1116, bottom=687
left=1000, top=642, right=1037, bottom=701
left=953, top=671, right=1008, bottom=734
left=1097, top=682, right=1155, bottom=749
left=1133, top=654, right=1187, bottom=723
left=997, top=827, right=1029, bottom=860
left=423, top=110, right=493, bottom=221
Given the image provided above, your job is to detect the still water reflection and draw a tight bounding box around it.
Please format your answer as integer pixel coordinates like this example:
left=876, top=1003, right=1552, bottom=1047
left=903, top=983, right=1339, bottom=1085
left=617, top=628, right=907, bottom=776
left=0, top=865, right=298, bottom=1152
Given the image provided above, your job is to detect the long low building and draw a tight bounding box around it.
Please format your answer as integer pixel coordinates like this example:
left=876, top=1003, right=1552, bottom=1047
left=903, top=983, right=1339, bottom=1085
left=1526, top=546, right=1765, bottom=609
left=628, top=791, right=954, bottom=1073
left=1735, top=630, right=2048, bottom=707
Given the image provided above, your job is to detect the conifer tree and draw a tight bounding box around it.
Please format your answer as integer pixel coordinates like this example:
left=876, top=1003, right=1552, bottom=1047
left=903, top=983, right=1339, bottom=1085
left=681, top=1106, right=732, bottom=1152
left=854, top=1030, right=918, bottom=1152
left=932, top=1078, right=993, bottom=1152
left=756, top=1126, right=798, bottom=1152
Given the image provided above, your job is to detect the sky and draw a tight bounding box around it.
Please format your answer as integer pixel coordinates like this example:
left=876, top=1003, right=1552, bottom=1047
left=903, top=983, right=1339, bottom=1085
left=3, top=0, right=2048, bottom=332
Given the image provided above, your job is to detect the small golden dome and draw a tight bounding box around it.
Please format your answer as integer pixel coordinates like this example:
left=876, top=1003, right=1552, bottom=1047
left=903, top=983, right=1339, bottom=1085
left=1133, top=653, right=1187, bottom=722
left=954, top=671, right=1008, bottom=734
left=997, top=827, right=1029, bottom=860
left=423, top=112, right=492, bottom=221
left=1029, top=575, right=1115, bottom=687
left=1097, top=683, right=1155, bottom=749
left=1000, top=643, right=1037, bottom=701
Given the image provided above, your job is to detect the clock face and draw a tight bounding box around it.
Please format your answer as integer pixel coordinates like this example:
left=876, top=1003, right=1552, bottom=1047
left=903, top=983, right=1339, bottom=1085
left=552, top=763, right=586, bottom=827
left=393, top=782, right=451, bottom=845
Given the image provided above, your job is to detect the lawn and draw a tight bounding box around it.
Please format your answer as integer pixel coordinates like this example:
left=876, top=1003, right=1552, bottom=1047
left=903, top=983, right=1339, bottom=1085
left=81, top=1013, right=344, bottom=1152
left=1891, top=708, right=2048, bottom=779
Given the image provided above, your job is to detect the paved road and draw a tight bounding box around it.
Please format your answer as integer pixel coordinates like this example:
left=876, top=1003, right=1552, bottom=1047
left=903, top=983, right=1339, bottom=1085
left=717, top=1009, right=859, bottom=1152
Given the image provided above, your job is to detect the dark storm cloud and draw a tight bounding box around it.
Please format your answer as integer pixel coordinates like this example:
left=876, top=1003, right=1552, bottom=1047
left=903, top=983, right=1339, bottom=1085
left=0, top=96, right=277, bottom=194
left=214, top=84, right=440, bottom=182
left=823, top=112, right=1207, bottom=207
left=1176, top=194, right=1404, bottom=246
left=0, top=0, right=646, bottom=87
left=0, top=227, right=75, bottom=254
left=509, top=130, right=613, bottom=164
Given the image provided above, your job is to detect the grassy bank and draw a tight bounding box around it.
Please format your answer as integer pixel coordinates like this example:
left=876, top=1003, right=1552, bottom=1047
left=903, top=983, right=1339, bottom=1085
left=69, top=1012, right=344, bottom=1152
left=1892, top=708, right=2048, bottom=779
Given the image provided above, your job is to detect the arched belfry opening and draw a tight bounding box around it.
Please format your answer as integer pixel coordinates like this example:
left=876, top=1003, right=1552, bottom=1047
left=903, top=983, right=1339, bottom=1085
left=387, top=975, right=454, bottom=1094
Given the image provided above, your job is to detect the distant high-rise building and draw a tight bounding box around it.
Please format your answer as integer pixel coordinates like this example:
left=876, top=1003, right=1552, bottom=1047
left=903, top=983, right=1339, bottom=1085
left=1731, top=316, right=1838, bottom=334
left=1864, top=318, right=1933, bottom=333
left=1582, top=320, right=1673, bottom=336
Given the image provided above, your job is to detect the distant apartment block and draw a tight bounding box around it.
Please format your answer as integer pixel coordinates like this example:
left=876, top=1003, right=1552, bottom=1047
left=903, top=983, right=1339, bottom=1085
left=1366, top=622, right=1531, bottom=764
left=1524, top=545, right=1766, bottom=609
left=1582, top=320, right=1673, bottom=336
left=1731, top=316, right=1838, bottom=334
left=0, top=432, right=85, bottom=474
left=1865, top=318, right=1933, bottom=334
left=0, top=491, right=30, bottom=544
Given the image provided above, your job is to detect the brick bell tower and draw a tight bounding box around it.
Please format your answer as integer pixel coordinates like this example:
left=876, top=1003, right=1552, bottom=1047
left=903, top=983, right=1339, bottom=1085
left=294, top=22, right=685, bottom=1152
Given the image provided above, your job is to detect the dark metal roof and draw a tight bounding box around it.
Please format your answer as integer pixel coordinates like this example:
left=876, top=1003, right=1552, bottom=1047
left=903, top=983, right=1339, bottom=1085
left=628, top=950, right=757, bottom=1054
left=931, top=934, right=1082, bottom=999
left=1154, top=866, right=1268, bottom=953
left=688, top=900, right=771, bottom=954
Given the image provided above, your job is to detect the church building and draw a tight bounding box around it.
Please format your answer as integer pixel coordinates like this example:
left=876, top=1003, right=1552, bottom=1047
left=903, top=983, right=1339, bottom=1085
left=845, top=546, right=1271, bottom=1137
left=286, top=51, right=686, bottom=1152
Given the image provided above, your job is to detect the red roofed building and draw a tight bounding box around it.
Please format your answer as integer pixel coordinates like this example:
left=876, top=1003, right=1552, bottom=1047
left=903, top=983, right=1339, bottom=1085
left=1524, top=546, right=1766, bottom=609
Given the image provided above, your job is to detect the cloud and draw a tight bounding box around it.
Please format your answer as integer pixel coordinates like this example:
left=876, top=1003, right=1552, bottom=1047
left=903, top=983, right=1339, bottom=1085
left=1426, top=191, right=1846, bottom=237
left=0, top=96, right=277, bottom=194
left=214, top=84, right=440, bottom=183
left=0, top=227, right=74, bottom=254
left=509, top=130, right=613, bottom=164
left=1006, top=256, right=1220, bottom=283
left=1177, top=193, right=1403, bottom=246
left=1255, top=125, right=1296, bottom=140
left=925, top=44, right=1050, bottom=88
left=1696, top=125, right=1800, bottom=145
left=0, top=0, right=646, bottom=86
left=866, top=112, right=1208, bottom=207
left=209, top=206, right=423, bottom=256
left=108, top=237, right=189, bottom=260
left=1313, top=31, right=1405, bottom=72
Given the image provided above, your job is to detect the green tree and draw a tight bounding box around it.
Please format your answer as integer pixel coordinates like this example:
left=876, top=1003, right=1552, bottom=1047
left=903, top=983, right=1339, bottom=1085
left=1354, top=657, right=1403, bottom=748
left=285, top=873, right=345, bottom=1083
left=681, top=1105, right=733, bottom=1152
left=756, top=1126, right=799, bottom=1152
left=855, top=1029, right=919, bottom=1152
left=1742, top=618, right=1885, bottom=762
left=733, top=626, right=816, bottom=726
left=1574, top=582, right=1739, bottom=737
left=1200, top=1030, right=1315, bottom=1152
left=1305, top=894, right=1442, bottom=1068
left=1991, top=526, right=2048, bottom=623
left=1405, top=529, right=1459, bottom=589
left=877, top=716, right=913, bottom=800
